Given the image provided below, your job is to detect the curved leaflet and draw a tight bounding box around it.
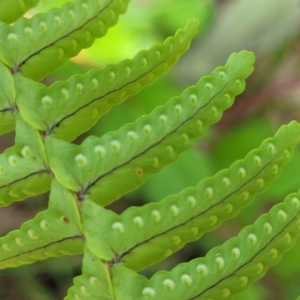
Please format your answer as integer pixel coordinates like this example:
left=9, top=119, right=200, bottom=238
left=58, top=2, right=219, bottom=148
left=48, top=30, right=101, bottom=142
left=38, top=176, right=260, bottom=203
left=0, top=117, right=51, bottom=207
left=0, top=0, right=39, bottom=23
left=15, top=20, right=199, bottom=141
left=0, top=0, right=129, bottom=80
left=111, top=191, right=300, bottom=300
left=45, top=51, right=255, bottom=205
left=65, top=246, right=115, bottom=300
left=0, top=180, right=84, bottom=269
left=0, top=61, right=16, bottom=135
left=81, top=121, right=300, bottom=269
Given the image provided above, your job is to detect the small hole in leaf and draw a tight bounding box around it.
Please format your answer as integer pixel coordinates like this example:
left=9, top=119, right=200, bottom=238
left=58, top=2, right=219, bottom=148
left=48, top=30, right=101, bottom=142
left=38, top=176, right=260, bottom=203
left=62, top=217, right=70, bottom=223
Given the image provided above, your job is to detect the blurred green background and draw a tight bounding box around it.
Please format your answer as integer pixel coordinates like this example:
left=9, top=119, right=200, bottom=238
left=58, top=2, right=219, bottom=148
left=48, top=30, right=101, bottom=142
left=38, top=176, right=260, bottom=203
left=1, top=0, right=300, bottom=299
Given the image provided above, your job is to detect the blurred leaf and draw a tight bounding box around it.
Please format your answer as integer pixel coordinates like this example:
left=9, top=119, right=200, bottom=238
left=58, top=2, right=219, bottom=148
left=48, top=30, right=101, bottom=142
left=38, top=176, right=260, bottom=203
left=176, top=0, right=300, bottom=83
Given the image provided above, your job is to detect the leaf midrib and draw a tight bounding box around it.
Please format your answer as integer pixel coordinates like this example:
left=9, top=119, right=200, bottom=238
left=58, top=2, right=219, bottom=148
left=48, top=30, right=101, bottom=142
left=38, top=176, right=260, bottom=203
left=15, top=0, right=113, bottom=72
left=117, top=158, right=273, bottom=262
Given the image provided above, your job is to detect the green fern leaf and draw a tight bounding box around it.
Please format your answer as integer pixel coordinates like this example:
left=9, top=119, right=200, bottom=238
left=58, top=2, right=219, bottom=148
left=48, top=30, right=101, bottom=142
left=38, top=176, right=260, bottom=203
left=0, top=0, right=39, bottom=23
left=0, top=0, right=130, bottom=80
left=111, top=190, right=300, bottom=299
left=0, top=117, right=51, bottom=207
left=0, top=180, right=84, bottom=269
left=45, top=51, right=255, bottom=205
left=80, top=121, right=300, bottom=269
left=65, top=246, right=115, bottom=300
left=14, top=20, right=199, bottom=141
left=0, top=61, right=16, bottom=135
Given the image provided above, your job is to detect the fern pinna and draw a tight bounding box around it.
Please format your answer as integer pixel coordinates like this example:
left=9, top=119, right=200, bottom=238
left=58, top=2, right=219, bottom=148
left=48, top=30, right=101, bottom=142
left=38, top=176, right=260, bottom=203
left=1, top=1, right=300, bottom=299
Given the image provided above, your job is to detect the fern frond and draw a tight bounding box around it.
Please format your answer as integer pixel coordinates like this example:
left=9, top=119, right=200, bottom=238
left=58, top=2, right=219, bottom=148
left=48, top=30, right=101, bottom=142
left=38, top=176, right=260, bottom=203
left=45, top=51, right=255, bottom=205
left=0, top=61, right=16, bottom=134
left=80, top=121, right=300, bottom=270
left=111, top=190, right=300, bottom=299
left=0, top=117, right=51, bottom=207
left=0, top=0, right=130, bottom=80
left=15, top=20, right=199, bottom=141
left=65, top=246, right=115, bottom=300
left=0, top=180, right=84, bottom=269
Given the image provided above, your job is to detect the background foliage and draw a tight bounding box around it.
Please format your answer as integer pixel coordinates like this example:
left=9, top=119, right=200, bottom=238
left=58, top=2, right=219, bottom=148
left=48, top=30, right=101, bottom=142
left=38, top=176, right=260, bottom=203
left=1, top=0, right=300, bottom=299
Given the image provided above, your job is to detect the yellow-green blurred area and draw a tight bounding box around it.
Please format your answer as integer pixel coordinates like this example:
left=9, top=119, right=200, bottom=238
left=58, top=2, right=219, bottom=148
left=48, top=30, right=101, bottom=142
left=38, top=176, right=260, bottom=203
left=1, top=0, right=300, bottom=299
